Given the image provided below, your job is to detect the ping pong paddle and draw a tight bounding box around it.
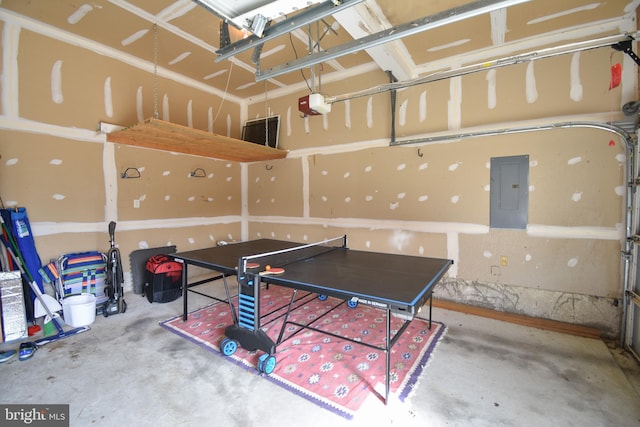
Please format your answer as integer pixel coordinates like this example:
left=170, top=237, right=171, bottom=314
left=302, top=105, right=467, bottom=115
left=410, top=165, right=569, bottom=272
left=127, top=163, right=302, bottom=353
left=259, top=265, right=285, bottom=275
left=235, top=262, right=260, bottom=270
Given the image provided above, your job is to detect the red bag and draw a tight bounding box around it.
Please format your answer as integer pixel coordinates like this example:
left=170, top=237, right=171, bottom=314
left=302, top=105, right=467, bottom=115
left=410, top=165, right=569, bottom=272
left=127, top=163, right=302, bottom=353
left=144, top=255, right=183, bottom=303
left=146, top=254, right=182, bottom=280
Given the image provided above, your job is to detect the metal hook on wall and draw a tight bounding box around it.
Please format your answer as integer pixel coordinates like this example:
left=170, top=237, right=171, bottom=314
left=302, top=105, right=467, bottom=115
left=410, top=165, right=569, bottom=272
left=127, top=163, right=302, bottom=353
left=417, top=148, right=424, bottom=157
left=121, top=167, right=141, bottom=179
left=266, top=164, right=273, bottom=171
left=189, top=167, right=206, bottom=178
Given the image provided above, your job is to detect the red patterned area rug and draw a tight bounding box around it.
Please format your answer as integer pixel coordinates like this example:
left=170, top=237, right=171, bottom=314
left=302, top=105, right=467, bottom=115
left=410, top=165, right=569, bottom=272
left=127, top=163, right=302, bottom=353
left=160, top=285, right=446, bottom=419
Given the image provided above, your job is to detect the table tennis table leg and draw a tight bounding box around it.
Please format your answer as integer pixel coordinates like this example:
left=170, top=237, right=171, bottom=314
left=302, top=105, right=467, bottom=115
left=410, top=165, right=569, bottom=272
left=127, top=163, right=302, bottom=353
left=385, top=307, right=391, bottom=404
left=221, top=274, right=237, bottom=325
left=429, top=294, right=433, bottom=329
left=180, top=260, right=188, bottom=321
left=275, top=289, right=299, bottom=345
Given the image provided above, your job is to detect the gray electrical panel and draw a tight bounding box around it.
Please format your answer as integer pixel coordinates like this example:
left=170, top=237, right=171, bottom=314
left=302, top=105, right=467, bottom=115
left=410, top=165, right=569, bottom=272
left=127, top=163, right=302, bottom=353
left=490, top=155, right=529, bottom=229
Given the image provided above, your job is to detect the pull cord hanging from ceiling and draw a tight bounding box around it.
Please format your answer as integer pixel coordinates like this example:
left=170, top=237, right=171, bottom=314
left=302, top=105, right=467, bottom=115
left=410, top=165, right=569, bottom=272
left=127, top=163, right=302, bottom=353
left=153, top=22, right=159, bottom=120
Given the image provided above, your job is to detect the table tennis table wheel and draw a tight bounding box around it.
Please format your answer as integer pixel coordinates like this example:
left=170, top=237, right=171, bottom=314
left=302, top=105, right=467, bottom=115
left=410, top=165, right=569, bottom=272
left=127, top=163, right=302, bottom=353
left=318, top=294, right=327, bottom=301
left=258, top=353, right=276, bottom=375
left=347, top=299, right=358, bottom=309
left=220, top=338, right=238, bottom=356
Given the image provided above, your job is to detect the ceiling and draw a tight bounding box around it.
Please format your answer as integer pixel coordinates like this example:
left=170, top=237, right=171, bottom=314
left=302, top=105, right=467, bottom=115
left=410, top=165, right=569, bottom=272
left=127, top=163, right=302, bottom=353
left=0, top=0, right=637, bottom=103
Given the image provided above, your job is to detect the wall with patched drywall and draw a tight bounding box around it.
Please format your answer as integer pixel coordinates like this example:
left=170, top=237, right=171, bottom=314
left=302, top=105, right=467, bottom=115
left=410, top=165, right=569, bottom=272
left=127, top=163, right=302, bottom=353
left=246, top=47, right=631, bottom=337
left=0, top=18, right=244, bottom=283
left=0, top=6, right=635, bottom=339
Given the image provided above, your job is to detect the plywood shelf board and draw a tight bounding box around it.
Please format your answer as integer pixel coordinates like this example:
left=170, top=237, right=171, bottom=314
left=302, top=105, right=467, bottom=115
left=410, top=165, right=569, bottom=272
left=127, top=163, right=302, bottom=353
left=106, top=118, right=288, bottom=162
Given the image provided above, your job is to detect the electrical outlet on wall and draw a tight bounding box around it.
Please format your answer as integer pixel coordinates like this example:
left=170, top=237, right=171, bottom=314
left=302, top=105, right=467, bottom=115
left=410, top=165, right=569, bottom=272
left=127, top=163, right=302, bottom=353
left=133, top=199, right=140, bottom=208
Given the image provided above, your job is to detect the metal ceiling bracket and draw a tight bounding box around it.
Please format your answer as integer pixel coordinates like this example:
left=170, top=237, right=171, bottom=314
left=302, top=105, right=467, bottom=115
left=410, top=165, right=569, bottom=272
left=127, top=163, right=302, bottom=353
left=612, top=39, right=640, bottom=67
left=312, top=18, right=339, bottom=50
left=220, top=20, right=231, bottom=49
left=251, top=42, right=265, bottom=66
left=251, top=20, right=270, bottom=65
left=214, top=0, right=365, bottom=62
left=387, top=70, right=398, bottom=144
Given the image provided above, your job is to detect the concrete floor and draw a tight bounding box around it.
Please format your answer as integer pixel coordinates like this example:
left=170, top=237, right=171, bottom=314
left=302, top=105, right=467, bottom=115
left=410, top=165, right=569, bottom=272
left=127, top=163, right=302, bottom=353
left=1, top=279, right=640, bottom=427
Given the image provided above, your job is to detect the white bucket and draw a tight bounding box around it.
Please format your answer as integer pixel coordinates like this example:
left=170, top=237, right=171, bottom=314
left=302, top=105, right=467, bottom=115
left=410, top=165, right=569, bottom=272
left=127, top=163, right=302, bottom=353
left=62, top=294, right=96, bottom=327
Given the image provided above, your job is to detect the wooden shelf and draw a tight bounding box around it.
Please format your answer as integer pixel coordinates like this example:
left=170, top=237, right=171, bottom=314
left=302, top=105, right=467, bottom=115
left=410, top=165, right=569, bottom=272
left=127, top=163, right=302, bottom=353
left=106, top=118, right=288, bottom=162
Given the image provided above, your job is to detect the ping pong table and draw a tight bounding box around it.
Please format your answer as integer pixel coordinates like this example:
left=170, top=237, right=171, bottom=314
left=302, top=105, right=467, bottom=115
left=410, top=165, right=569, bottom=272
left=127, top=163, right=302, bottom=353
left=173, top=235, right=452, bottom=403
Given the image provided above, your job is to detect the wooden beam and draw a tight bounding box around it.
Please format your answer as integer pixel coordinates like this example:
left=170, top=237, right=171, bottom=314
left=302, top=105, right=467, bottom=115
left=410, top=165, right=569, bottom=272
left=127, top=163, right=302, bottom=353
left=433, top=299, right=602, bottom=339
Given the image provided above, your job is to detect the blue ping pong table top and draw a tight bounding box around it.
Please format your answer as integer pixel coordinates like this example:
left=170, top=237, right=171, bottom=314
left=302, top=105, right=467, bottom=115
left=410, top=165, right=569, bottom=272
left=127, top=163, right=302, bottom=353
left=174, top=238, right=453, bottom=314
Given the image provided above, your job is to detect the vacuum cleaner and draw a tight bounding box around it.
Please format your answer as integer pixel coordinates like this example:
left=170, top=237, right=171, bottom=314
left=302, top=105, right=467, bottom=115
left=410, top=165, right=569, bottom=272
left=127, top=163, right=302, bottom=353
left=103, top=221, right=127, bottom=316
